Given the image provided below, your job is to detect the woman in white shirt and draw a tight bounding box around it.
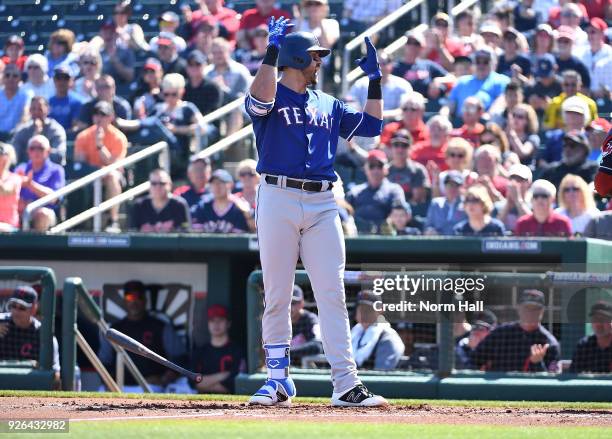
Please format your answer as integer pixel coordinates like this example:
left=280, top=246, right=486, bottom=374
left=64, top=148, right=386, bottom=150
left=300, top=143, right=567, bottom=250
left=555, top=174, right=599, bottom=235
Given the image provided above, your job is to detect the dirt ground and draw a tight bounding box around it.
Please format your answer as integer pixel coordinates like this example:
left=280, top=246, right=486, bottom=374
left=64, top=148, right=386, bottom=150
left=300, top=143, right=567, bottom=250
left=1, top=397, right=612, bottom=426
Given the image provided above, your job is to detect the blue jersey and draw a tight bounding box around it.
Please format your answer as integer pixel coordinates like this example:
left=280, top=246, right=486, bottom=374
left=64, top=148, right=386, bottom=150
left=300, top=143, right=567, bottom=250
left=245, top=82, right=382, bottom=181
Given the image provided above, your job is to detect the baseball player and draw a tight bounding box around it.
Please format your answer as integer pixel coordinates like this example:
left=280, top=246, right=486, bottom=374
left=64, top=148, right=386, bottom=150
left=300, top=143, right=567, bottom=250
left=594, top=129, right=612, bottom=197
left=244, top=17, right=386, bottom=407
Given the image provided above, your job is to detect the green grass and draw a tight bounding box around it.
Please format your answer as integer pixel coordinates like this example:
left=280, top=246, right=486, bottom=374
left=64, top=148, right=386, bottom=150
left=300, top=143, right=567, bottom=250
left=1, top=390, right=611, bottom=411
left=63, top=420, right=612, bottom=439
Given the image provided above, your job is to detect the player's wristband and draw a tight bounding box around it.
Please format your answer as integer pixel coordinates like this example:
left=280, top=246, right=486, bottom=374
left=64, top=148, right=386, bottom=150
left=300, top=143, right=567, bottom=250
left=262, top=45, right=280, bottom=67
left=367, top=78, right=382, bottom=100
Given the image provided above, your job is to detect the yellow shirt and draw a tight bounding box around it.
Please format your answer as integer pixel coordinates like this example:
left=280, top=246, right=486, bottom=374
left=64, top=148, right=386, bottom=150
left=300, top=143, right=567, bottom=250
left=543, top=92, right=598, bottom=130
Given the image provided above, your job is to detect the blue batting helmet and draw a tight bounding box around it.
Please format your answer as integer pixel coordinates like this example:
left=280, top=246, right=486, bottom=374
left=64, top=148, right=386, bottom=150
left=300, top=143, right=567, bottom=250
left=278, top=31, right=331, bottom=70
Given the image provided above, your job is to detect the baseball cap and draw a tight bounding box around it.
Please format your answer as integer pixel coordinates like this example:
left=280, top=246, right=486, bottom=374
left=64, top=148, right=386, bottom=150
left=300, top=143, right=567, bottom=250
left=367, top=149, right=388, bottom=165
left=143, top=57, right=162, bottom=71
left=589, top=301, right=612, bottom=319
left=518, top=289, right=545, bottom=307
left=508, top=164, right=532, bottom=182
left=157, top=37, right=174, bottom=46
left=357, top=290, right=379, bottom=306
left=94, top=101, right=114, bottom=116
left=503, top=27, right=520, bottom=40
left=557, top=25, right=575, bottom=41
left=480, top=22, right=502, bottom=37
left=187, top=50, right=207, bottom=65
left=590, top=117, right=612, bottom=133
left=8, top=286, right=38, bottom=308
left=536, top=23, right=554, bottom=37
left=444, top=170, right=464, bottom=186
left=405, top=30, right=425, bottom=47
left=209, top=169, right=233, bottom=183
left=390, top=129, right=413, bottom=146
left=190, top=156, right=211, bottom=166
left=291, top=285, right=304, bottom=302
left=588, top=17, right=608, bottom=33
left=101, top=19, right=117, bottom=31
left=471, top=309, right=497, bottom=330
left=432, top=12, right=450, bottom=25
left=454, top=55, right=473, bottom=64
left=5, top=35, right=24, bottom=49
left=562, top=96, right=588, bottom=115
left=563, top=131, right=590, bottom=149
left=391, top=200, right=412, bottom=215
left=534, top=54, right=556, bottom=78
left=207, top=304, right=229, bottom=319
left=472, top=48, right=494, bottom=61
left=160, top=11, right=180, bottom=23
left=123, top=280, right=146, bottom=295
left=53, top=65, right=73, bottom=78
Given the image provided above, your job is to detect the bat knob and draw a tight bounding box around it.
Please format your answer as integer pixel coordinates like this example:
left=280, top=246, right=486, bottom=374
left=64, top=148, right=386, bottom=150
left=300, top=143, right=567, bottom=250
left=195, top=374, right=203, bottom=383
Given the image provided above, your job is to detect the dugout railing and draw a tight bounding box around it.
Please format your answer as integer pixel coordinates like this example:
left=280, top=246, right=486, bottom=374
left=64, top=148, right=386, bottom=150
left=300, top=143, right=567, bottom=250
left=0, top=266, right=57, bottom=390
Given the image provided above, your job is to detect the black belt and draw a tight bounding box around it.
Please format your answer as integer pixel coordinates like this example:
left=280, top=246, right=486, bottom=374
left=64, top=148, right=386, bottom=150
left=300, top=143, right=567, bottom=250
left=265, top=175, right=333, bottom=192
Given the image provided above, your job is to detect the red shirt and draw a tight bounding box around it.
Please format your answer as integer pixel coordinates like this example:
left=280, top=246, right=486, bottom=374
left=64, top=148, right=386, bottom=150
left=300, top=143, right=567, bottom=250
left=410, top=140, right=448, bottom=171
left=514, top=211, right=573, bottom=237
left=425, top=38, right=466, bottom=64
left=191, top=7, right=240, bottom=41
left=451, top=123, right=484, bottom=148
left=239, top=7, right=291, bottom=31
left=1, top=55, right=27, bottom=71
left=380, top=120, right=429, bottom=146
left=580, top=0, right=608, bottom=19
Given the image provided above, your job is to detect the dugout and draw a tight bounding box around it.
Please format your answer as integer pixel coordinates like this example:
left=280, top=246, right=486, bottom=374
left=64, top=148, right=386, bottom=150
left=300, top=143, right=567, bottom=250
left=0, top=234, right=611, bottom=398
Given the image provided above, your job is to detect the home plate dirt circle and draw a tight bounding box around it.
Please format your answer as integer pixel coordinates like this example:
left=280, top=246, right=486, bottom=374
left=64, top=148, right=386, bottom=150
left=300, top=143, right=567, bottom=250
left=1, top=397, right=612, bottom=427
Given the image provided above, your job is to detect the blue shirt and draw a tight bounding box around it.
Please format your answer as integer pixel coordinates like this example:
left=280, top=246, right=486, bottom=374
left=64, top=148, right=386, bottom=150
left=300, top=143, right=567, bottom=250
left=448, top=72, right=510, bottom=118
left=0, top=88, right=32, bottom=133
left=15, top=159, right=65, bottom=207
left=346, top=179, right=406, bottom=234
left=49, top=92, right=83, bottom=130
left=245, top=82, right=382, bottom=181
left=425, top=196, right=467, bottom=235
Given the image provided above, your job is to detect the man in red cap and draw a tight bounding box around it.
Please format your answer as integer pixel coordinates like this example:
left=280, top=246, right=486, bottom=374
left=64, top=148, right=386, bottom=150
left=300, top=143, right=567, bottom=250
left=346, top=149, right=407, bottom=234
left=191, top=304, right=245, bottom=394
left=555, top=26, right=591, bottom=89
left=1, top=36, right=27, bottom=72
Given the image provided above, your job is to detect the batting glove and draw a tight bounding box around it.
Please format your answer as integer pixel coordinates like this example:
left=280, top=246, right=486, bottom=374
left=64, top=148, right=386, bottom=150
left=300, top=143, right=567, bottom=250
left=356, top=37, right=382, bottom=80
left=268, top=16, right=293, bottom=49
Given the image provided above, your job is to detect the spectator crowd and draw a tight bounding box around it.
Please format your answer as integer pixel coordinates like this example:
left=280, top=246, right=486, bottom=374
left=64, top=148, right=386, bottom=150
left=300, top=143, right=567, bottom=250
left=0, top=0, right=611, bottom=238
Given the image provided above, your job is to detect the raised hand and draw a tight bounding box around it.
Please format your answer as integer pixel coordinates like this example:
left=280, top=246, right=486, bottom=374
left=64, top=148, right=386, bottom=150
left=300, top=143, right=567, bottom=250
left=356, top=37, right=382, bottom=80
left=267, top=16, right=294, bottom=49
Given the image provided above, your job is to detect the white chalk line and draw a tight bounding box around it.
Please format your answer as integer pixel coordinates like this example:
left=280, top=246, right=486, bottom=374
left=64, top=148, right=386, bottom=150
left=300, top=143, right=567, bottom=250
left=70, top=413, right=226, bottom=422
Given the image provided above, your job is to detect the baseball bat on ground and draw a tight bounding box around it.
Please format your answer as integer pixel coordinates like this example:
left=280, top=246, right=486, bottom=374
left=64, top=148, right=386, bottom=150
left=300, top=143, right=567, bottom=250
left=105, top=328, right=203, bottom=383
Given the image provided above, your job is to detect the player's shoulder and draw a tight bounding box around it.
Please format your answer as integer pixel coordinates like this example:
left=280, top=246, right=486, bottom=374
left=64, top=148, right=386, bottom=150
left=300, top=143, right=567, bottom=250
left=576, top=334, right=597, bottom=348
left=347, top=181, right=369, bottom=196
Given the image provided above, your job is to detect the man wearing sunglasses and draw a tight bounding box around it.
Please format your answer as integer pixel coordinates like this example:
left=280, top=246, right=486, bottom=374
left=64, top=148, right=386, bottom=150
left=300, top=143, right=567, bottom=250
left=97, top=280, right=186, bottom=392
left=0, top=286, right=60, bottom=384
left=129, top=168, right=191, bottom=232
left=444, top=48, right=510, bottom=124
left=514, top=179, right=572, bottom=236
left=49, top=65, right=83, bottom=132
left=346, top=150, right=406, bottom=234
left=541, top=130, right=599, bottom=188
left=386, top=129, right=430, bottom=203
left=0, top=64, right=32, bottom=142
left=15, top=135, right=65, bottom=231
